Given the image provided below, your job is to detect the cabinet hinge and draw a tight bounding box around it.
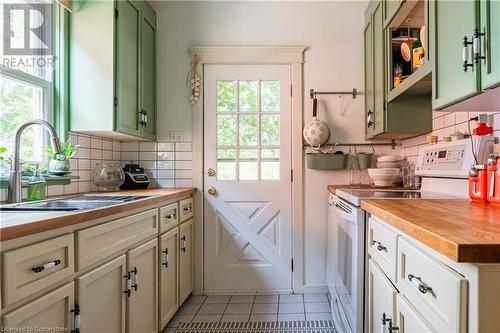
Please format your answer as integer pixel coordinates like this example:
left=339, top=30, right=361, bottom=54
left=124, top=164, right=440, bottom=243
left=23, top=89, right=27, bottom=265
left=290, top=169, right=293, bottom=182
left=114, top=8, right=118, bottom=19
left=291, top=259, right=294, bottom=272
left=114, top=96, right=118, bottom=107
left=71, top=304, right=81, bottom=333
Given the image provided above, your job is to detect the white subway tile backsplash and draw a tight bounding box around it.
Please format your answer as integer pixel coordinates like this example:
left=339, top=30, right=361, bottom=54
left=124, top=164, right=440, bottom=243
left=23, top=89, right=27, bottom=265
left=141, top=161, right=157, bottom=169
left=157, top=179, right=175, bottom=188
left=176, top=160, right=192, bottom=170
left=122, top=141, right=139, bottom=152
left=91, top=137, right=102, bottom=149
left=78, top=148, right=91, bottom=159
left=122, top=151, right=139, bottom=162
left=175, top=142, right=192, bottom=152
left=157, top=160, right=175, bottom=169
left=102, top=140, right=113, bottom=150
left=112, top=151, right=121, bottom=161
left=158, top=169, right=175, bottom=179
left=444, top=113, right=456, bottom=128
left=158, top=151, right=175, bottom=161
left=157, top=142, right=175, bottom=151
left=77, top=136, right=91, bottom=148
left=90, top=148, right=102, bottom=160
left=64, top=182, right=79, bottom=195
left=78, top=159, right=91, bottom=170
left=113, top=140, right=122, bottom=151
left=102, top=149, right=113, bottom=160
left=176, top=179, right=193, bottom=187
left=176, top=169, right=193, bottom=178
left=139, top=151, right=157, bottom=161
left=176, top=151, right=192, bottom=161
left=47, top=185, right=64, bottom=196
left=139, top=142, right=157, bottom=151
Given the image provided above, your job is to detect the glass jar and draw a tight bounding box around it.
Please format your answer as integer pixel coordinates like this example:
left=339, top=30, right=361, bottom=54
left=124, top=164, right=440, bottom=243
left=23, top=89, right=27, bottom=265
left=92, top=163, right=125, bottom=191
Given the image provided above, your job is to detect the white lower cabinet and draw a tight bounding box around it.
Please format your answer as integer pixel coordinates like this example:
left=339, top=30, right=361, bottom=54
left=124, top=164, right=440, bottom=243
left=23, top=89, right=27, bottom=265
left=396, top=294, right=435, bottom=333
left=1, top=282, right=75, bottom=332
left=368, top=259, right=397, bottom=333
left=127, top=238, right=158, bottom=333
left=179, top=219, right=193, bottom=304
left=159, top=228, right=179, bottom=330
left=1, top=196, right=194, bottom=333
left=77, top=255, right=127, bottom=333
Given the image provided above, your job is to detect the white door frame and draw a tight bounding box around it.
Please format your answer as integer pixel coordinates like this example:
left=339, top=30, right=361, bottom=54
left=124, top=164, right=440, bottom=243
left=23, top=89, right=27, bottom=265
left=189, top=46, right=306, bottom=294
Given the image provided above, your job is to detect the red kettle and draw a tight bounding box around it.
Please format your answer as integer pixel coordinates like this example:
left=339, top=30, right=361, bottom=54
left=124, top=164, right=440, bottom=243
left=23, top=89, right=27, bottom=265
left=487, top=154, right=500, bottom=206
left=469, top=165, right=488, bottom=202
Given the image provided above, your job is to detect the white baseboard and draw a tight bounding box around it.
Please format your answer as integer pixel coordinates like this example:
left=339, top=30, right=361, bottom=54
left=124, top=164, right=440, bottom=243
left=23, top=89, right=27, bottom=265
left=293, top=285, right=329, bottom=294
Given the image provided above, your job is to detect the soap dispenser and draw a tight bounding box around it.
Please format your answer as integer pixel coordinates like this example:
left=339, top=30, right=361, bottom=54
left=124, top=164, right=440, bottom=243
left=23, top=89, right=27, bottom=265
left=27, top=163, right=46, bottom=201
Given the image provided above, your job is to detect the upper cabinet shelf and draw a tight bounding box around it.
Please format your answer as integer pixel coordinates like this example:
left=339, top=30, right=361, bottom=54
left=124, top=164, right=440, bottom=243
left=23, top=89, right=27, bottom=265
left=386, top=0, right=431, bottom=101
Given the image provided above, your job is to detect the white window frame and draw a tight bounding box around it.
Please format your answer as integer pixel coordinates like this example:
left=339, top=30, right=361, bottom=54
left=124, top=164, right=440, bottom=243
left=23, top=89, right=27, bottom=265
left=189, top=46, right=305, bottom=294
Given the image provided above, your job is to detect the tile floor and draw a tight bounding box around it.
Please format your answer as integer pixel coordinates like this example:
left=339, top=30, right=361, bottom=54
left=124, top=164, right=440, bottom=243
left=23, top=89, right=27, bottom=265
left=162, top=294, right=333, bottom=333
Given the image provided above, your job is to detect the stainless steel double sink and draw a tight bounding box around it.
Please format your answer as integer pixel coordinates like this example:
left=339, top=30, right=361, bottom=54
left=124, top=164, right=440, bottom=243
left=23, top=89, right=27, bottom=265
left=0, top=194, right=152, bottom=212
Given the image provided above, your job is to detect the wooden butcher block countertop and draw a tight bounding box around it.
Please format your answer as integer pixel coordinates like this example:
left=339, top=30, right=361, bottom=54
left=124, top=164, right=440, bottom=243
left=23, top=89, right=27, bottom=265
left=0, top=188, right=196, bottom=241
left=361, top=199, right=500, bottom=263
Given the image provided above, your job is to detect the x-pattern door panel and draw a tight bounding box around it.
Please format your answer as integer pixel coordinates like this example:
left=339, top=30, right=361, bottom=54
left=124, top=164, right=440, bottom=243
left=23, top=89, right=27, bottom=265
left=204, top=65, right=292, bottom=292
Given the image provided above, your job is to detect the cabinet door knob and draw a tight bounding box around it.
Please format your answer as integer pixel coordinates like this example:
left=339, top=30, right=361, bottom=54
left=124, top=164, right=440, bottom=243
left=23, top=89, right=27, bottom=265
left=207, top=187, right=217, bottom=195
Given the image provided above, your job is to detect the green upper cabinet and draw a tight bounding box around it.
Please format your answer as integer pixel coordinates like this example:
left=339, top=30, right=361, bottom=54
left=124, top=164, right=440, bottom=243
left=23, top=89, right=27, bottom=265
left=480, top=0, right=500, bottom=90
left=139, top=3, right=157, bottom=140
left=383, top=0, right=404, bottom=25
left=115, top=0, right=141, bottom=137
left=70, top=0, right=157, bottom=140
left=432, top=0, right=481, bottom=110
left=364, top=0, right=432, bottom=139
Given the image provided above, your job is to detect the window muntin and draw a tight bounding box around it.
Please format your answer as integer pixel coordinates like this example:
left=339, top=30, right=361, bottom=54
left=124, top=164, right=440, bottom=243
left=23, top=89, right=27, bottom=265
left=216, top=80, right=281, bottom=181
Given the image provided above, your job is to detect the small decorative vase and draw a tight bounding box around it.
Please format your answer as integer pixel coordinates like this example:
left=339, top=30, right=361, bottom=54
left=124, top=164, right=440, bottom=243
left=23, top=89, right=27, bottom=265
left=49, top=159, right=70, bottom=175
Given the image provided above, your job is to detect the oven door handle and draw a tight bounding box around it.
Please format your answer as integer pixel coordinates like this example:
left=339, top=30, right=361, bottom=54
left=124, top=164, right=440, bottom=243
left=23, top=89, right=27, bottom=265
left=332, top=202, right=357, bottom=223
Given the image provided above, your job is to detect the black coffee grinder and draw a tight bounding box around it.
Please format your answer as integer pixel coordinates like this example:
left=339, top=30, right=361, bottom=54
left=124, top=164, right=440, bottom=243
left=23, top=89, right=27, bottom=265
left=120, top=163, right=150, bottom=189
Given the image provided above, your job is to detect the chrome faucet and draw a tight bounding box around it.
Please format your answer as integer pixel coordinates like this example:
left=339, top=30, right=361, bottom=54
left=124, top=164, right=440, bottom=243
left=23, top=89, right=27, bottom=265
left=8, top=119, right=62, bottom=203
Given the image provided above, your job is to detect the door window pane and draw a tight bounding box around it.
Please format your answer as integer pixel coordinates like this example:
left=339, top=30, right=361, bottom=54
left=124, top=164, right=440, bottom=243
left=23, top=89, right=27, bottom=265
left=217, top=161, right=236, bottom=180
left=217, top=148, right=236, bottom=159
left=239, top=80, right=257, bottom=112
left=239, top=115, right=258, bottom=146
left=239, top=161, right=258, bottom=180
left=239, top=149, right=258, bottom=159
left=217, top=115, right=237, bottom=145
left=261, top=149, right=280, bottom=159
left=0, top=76, right=45, bottom=162
left=261, top=115, right=280, bottom=146
left=262, top=162, right=280, bottom=180
left=261, top=81, right=280, bottom=112
left=217, top=81, right=236, bottom=112
left=215, top=78, right=282, bottom=181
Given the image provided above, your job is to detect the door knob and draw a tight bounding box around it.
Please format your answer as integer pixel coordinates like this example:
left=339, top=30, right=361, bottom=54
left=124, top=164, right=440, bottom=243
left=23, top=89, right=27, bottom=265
left=207, top=168, right=216, bottom=177
left=207, top=187, right=217, bottom=195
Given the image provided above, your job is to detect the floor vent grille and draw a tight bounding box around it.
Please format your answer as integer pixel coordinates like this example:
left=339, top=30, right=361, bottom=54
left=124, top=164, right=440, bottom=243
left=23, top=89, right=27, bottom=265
left=176, top=320, right=337, bottom=332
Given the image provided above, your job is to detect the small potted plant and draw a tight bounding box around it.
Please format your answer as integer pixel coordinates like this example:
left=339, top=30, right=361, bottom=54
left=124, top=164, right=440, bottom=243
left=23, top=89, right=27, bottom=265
left=0, top=146, right=10, bottom=176
left=43, top=138, right=79, bottom=175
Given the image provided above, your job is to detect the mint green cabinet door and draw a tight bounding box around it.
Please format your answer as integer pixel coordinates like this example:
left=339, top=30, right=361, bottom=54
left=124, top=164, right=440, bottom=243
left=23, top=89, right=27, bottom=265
left=480, top=0, right=500, bottom=89
left=372, top=1, right=385, bottom=137
left=432, top=0, right=481, bottom=109
left=384, top=0, right=402, bottom=23
left=364, top=17, right=375, bottom=138
left=115, top=0, right=141, bottom=137
left=140, top=9, right=156, bottom=140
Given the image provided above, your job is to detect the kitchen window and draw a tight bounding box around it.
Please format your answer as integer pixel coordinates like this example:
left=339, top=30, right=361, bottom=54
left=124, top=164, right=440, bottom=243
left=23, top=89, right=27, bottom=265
left=0, top=1, right=69, bottom=163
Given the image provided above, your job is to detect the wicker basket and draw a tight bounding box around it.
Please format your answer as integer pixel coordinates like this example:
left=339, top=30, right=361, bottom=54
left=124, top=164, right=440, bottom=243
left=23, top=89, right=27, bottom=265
left=306, top=153, right=347, bottom=170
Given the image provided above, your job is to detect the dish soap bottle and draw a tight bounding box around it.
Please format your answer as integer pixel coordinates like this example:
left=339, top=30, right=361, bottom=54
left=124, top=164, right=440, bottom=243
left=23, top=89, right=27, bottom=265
left=27, top=164, right=46, bottom=201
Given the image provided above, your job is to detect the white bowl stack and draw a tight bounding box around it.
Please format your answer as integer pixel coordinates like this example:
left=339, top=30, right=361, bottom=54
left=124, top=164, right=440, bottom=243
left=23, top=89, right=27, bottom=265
left=368, top=155, right=405, bottom=186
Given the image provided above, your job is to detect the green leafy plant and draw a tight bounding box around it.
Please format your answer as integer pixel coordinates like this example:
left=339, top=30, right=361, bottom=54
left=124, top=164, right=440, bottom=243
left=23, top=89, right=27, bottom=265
left=43, top=138, right=79, bottom=161
left=0, top=147, right=6, bottom=160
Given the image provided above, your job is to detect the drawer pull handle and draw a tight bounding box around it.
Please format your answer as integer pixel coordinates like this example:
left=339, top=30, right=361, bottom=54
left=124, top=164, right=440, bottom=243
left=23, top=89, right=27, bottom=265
left=124, top=272, right=132, bottom=297
left=162, top=248, right=169, bottom=268
left=408, top=274, right=435, bottom=296
left=31, top=259, right=61, bottom=273
left=181, top=235, right=187, bottom=252
left=183, top=206, right=192, bottom=212
left=382, top=312, right=399, bottom=331
left=165, top=213, right=176, bottom=220
left=131, top=266, right=138, bottom=291
left=371, top=240, right=387, bottom=252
